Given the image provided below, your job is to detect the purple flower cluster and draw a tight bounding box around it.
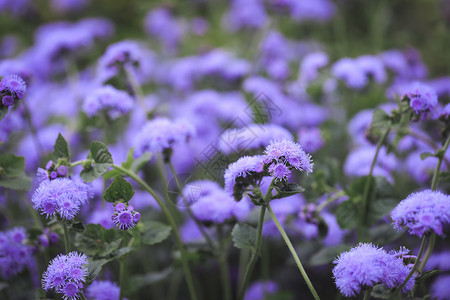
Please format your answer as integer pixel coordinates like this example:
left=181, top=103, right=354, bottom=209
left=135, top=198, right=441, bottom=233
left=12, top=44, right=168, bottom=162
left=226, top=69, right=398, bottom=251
left=244, top=280, right=278, bottom=300
left=0, top=74, right=26, bottom=107
left=31, top=177, right=90, bottom=220
left=400, top=82, right=438, bottom=113
left=391, top=190, right=450, bottom=237
left=37, top=160, right=68, bottom=182
left=86, top=280, right=121, bottom=300
left=332, top=55, right=386, bottom=89
left=0, top=227, right=35, bottom=280
left=111, top=203, right=141, bottom=230
left=133, top=117, right=195, bottom=157
left=431, top=275, right=450, bottom=300
left=263, top=139, right=314, bottom=180
left=224, top=155, right=265, bottom=200
left=42, top=251, right=88, bottom=300
left=82, top=85, right=134, bottom=119
left=333, top=243, right=414, bottom=297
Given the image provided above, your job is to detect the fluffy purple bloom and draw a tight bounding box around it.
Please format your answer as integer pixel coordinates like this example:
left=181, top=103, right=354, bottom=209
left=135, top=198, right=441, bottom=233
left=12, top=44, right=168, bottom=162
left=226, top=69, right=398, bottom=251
left=180, top=180, right=222, bottom=207
left=333, top=243, right=414, bottom=297
left=391, top=190, right=450, bottom=237
left=31, top=177, right=90, bottom=220
left=82, top=85, right=134, bottom=119
left=285, top=0, right=336, bottom=22
left=144, top=8, right=183, bottom=53
left=133, top=117, right=195, bottom=157
left=87, top=207, right=114, bottom=229
left=356, top=55, right=387, bottom=84
left=111, top=203, right=140, bottom=230
left=42, top=251, right=88, bottom=300
left=225, top=0, right=267, bottom=31
left=332, top=58, right=367, bottom=89
left=263, top=139, right=314, bottom=176
left=299, top=51, right=329, bottom=83
left=0, top=227, right=35, bottom=280
left=244, top=280, right=278, bottom=300
left=0, top=74, right=26, bottom=100
left=224, top=155, right=265, bottom=200
left=218, top=124, right=293, bottom=154
left=86, top=280, right=120, bottom=300
left=401, top=82, right=438, bottom=113
left=298, top=127, right=324, bottom=153
left=431, top=275, right=450, bottom=300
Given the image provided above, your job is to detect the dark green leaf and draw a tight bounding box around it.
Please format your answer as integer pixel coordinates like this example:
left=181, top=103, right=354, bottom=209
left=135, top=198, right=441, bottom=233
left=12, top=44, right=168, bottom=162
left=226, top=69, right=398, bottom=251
left=128, top=267, right=174, bottom=293
left=53, top=133, right=70, bottom=160
left=335, top=200, right=359, bottom=229
left=232, top=223, right=256, bottom=250
left=141, top=221, right=172, bottom=246
left=86, top=259, right=109, bottom=284
left=81, top=142, right=113, bottom=182
left=104, top=176, right=135, bottom=203
left=416, top=270, right=442, bottom=284
left=420, top=152, right=434, bottom=160
left=371, top=109, right=391, bottom=128
left=0, top=176, right=31, bottom=190
left=68, top=221, right=85, bottom=233
left=0, top=154, right=25, bottom=177
left=273, top=182, right=305, bottom=199
left=74, top=224, right=123, bottom=257
left=309, top=245, right=352, bottom=266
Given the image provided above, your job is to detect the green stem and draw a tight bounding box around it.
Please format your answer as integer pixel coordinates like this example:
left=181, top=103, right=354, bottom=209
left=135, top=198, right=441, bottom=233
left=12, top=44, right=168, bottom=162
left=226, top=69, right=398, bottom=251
left=398, top=235, right=428, bottom=292
left=62, top=221, right=70, bottom=253
left=112, top=164, right=198, bottom=300
left=362, top=287, right=372, bottom=300
left=358, top=127, right=390, bottom=241
left=266, top=203, right=321, bottom=300
left=237, top=180, right=275, bottom=300
left=316, top=191, right=346, bottom=213
left=167, top=160, right=215, bottom=250
left=79, top=292, right=87, bottom=300
left=430, top=135, right=450, bottom=191
left=69, top=160, right=91, bottom=168
left=218, top=225, right=232, bottom=300
left=119, top=257, right=126, bottom=300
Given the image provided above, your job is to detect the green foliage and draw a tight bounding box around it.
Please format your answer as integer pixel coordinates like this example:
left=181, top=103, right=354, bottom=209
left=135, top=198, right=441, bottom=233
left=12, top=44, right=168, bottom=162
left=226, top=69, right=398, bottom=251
left=232, top=223, right=257, bottom=251
left=75, top=224, right=123, bottom=257
left=104, top=176, right=135, bottom=203
left=141, top=221, right=172, bottom=246
left=272, top=182, right=305, bottom=199
left=80, top=141, right=113, bottom=182
left=53, top=133, right=70, bottom=160
left=103, top=148, right=151, bottom=180
left=0, top=154, right=31, bottom=190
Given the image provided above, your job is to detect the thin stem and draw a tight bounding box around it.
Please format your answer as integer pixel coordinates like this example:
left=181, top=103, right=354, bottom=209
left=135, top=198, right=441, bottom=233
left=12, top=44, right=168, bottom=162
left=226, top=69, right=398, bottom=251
left=167, top=160, right=215, bottom=250
left=69, top=160, right=91, bottom=168
left=430, top=135, right=450, bottom=191
left=119, top=257, right=126, bottom=300
left=398, top=235, right=428, bottom=292
left=358, top=127, right=390, bottom=241
left=62, top=221, right=70, bottom=253
left=218, top=225, right=232, bottom=300
left=237, top=180, right=275, bottom=300
left=112, top=165, right=198, bottom=300
left=266, top=203, right=321, bottom=300
left=362, top=287, right=372, bottom=300
left=316, top=191, right=346, bottom=213
left=79, top=292, right=87, bottom=300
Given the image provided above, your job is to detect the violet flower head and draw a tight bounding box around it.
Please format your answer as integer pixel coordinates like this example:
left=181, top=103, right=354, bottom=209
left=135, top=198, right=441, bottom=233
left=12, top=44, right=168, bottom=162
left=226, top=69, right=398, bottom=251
left=331, top=58, right=367, bottom=89
left=431, top=275, right=450, bottom=300
left=82, top=85, right=134, bottom=119
left=391, top=190, right=450, bottom=237
left=133, top=117, right=195, bottom=157
left=263, top=139, right=314, bottom=180
left=298, top=127, right=324, bottom=153
left=31, top=177, right=90, bottom=220
left=42, top=251, right=88, bottom=300
left=111, top=203, right=140, bottom=230
left=0, top=227, right=35, bottom=280
left=224, top=155, right=265, bottom=200
left=0, top=74, right=26, bottom=100
left=86, top=280, right=120, bottom=300
left=299, top=51, right=329, bottom=83
left=225, top=0, right=268, bottom=31
left=244, top=280, right=278, bottom=300
left=144, top=8, right=183, bottom=53
left=401, top=82, right=438, bottom=113
left=286, top=0, right=336, bottom=23
left=333, top=243, right=414, bottom=297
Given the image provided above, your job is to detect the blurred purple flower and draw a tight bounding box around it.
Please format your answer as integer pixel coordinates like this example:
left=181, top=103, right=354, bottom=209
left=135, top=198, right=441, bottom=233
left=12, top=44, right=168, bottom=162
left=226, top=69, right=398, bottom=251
left=225, top=0, right=267, bottom=31
left=87, top=280, right=121, bottom=300
left=82, top=85, right=134, bottom=119
left=0, top=227, right=35, bottom=280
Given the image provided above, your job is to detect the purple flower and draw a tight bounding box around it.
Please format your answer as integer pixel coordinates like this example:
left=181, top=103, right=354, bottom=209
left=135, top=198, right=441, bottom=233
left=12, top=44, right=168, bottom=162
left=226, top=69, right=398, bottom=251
left=86, top=280, right=120, bottom=300
left=297, top=127, right=324, bottom=153
left=331, top=58, right=367, bottom=89
left=225, top=0, right=267, bottom=31
left=42, top=251, right=88, bottom=300
left=244, top=280, right=278, bottom=300
left=401, top=82, right=438, bottom=113
left=263, top=139, right=314, bottom=176
left=431, top=275, right=450, bottom=300
left=31, top=177, right=90, bottom=220
left=190, top=189, right=242, bottom=223
left=87, top=206, right=114, bottom=229
left=299, top=51, right=329, bottom=83
left=144, top=8, right=183, bottom=53
left=133, top=117, right=195, bottom=157
left=111, top=203, right=140, bottom=230
left=0, top=74, right=26, bottom=100
left=218, top=124, right=293, bottom=155
left=356, top=55, right=387, bottom=84
left=391, top=190, right=450, bottom=237
left=333, top=243, right=414, bottom=297
left=82, top=85, right=134, bottom=119
left=285, top=0, right=336, bottom=22
left=224, top=155, right=265, bottom=200
left=0, top=227, right=35, bottom=280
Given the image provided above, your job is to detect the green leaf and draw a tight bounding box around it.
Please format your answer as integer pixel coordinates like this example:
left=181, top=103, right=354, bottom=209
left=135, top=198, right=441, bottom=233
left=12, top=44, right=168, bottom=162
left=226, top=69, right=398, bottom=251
left=53, top=133, right=70, bottom=160
left=81, top=142, right=113, bottom=182
left=0, top=154, right=25, bottom=177
left=416, top=270, right=442, bottom=284
left=273, top=182, right=305, bottom=199
left=68, top=221, right=85, bottom=233
left=371, top=109, right=391, bottom=128
left=232, top=223, right=257, bottom=250
left=104, top=176, right=135, bottom=203
left=141, top=221, right=172, bottom=246
left=0, top=106, right=8, bottom=122
left=128, top=267, right=174, bottom=294
left=335, top=200, right=359, bottom=229
left=309, top=245, right=352, bottom=266
left=131, top=152, right=152, bottom=173
left=86, top=259, right=109, bottom=284
left=420, top=152, right=434, bottom=160
left=104, top=150, right=152, bottom=181
left=74, top=224, right=123, bottom=257
left=0, top=176, right=31, bottom=191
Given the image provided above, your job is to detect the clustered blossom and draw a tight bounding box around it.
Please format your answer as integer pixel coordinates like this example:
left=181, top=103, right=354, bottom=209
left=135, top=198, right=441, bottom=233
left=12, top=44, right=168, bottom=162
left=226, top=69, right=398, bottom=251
left=38, top=228, right=60, bottom=248
left=37, top=160, right=68, bottom=182
left=263, top=139, right=314, bottom=180
left=0, top=227, right=35, bottom=280
left=431, top=275, right=450, bottom=300
left=82, top=85, right=134, bottom=119
left=244, top=280, right=278, bottom=300
left=391, top=190, right=450, bottom=237
left=86, top=280, right=121, bottom=300
left=42, top=251, right=88, bottom=300
left=0, top=74, right=26, bottom=107
left=400, top=82, right=438, bottom=114
left=224, top=155, right=265, bottom=200
left=31, top=177, right=90, bottom=220
left=333, top=243, right=414, bottom=297
left=133, top=117, right=195, bottom=157
left=111, top=203, right=141, bottom=230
